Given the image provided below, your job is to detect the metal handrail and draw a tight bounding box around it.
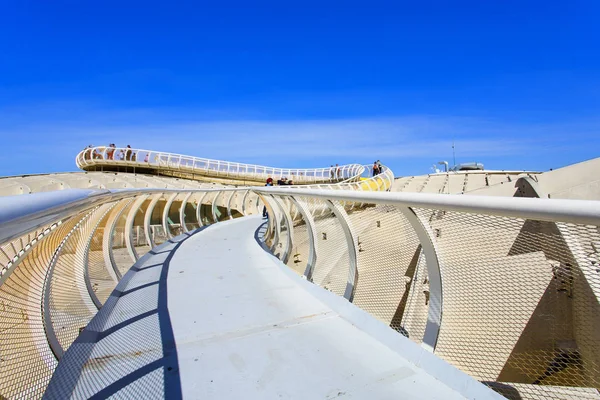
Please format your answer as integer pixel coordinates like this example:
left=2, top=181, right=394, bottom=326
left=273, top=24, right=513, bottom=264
left=75, top=146, right=365, bottom=184
left=254, top=187, right=600, bottom=226
left=3, top=185, right=599, bottom=247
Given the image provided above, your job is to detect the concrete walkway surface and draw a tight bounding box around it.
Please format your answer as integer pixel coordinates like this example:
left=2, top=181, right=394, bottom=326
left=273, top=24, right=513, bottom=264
left=45, top=216, right=501, bottom=400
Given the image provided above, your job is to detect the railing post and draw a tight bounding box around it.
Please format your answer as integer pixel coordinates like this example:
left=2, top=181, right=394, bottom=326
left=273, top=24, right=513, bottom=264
left=324, top=200, right=359, bottom=302
left=397, top=205, right=443, bottom=352
left=258, top=194, right=280, bottom=252
left=125, top=195, right=149, bottom=262
left=42, top=210, right=96, bottom=359
left=290, top=197, right=319, bottom=280
left=144, top=194, right=163, bottom=249
left=196, top=192, right=209, bottom=227
left=241, top=190, right=250, bottom=215
left=162, top=193, right=179, bottom=239
left=212, top=191, right=222, bottom=223
left=227, top=191, right=236, bottom=220
left=180, top=192, right=193, bottom=233
left=270, top=196, right=294, bottom=264
left=84, top=203, right=116, bottom=310
left=104, top=199, right=133, bottom=281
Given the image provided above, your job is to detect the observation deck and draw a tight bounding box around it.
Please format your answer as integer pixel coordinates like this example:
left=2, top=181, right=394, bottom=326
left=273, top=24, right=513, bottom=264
left=76, top=146, right=367, bottom=186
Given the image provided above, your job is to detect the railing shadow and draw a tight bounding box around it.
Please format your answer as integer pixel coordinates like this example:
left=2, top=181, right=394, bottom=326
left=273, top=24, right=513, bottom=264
left=253, top=220, right=270, bottom=252
left=43, top=226, right=212, bottom=399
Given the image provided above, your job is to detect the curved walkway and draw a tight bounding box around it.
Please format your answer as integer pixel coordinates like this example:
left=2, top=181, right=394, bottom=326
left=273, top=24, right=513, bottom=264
left=45, top=216, right=500, bottom=399
left=76, top=147, right=365, bottom=185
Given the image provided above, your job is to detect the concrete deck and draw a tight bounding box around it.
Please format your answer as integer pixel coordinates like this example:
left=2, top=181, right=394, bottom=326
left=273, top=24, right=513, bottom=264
left=45, top=216, right=501, bottom=399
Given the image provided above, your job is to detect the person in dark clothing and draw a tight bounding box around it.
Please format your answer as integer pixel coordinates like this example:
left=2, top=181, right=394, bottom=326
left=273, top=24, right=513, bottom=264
left=263, top=178, right=273, bottom=218
left=373, top=161, right=379, bottom=176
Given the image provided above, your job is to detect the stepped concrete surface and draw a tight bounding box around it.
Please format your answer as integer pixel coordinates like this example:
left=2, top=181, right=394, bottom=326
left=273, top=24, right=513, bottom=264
left=45, top=216, right=502, bottom=399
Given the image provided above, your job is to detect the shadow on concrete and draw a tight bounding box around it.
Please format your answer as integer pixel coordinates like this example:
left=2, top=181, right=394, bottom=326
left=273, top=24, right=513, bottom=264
left=253, top=220, right=270, bottom=252
left=43, top=227, right=211, bottom=399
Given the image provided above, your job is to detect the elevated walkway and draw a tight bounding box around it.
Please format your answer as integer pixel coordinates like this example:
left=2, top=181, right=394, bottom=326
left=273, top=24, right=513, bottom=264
left=76, top=147, right=365, bottom=186
left=45, top=216, right=499, bottom=399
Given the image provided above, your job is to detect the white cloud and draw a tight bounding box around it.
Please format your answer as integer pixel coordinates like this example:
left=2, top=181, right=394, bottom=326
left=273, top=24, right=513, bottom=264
left=1, top=105, right=599, bottom=175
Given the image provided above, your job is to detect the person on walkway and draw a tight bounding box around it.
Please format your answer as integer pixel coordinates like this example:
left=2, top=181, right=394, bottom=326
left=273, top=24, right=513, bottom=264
left=107, top=143, right=116, bottom=160
left=336, top=164, right=340, bottom=179
left=83, top=145, right=93, bottom=160
left=263, top=178, right=273, bottom=218
left=330, top=165, right=335, bottom=180
left=373, top=161, right=379, bottom=176
left=377, top=160, right=383, bottom=174
left=125, top=145, right=132, bottom=161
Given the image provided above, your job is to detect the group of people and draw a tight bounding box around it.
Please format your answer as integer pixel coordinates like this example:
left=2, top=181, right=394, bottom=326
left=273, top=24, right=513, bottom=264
left=262, top=176, right=294, bottom=217
left=329, top=164, right=342, bottom=180
left=83, top=144, right=139, bottom=162
left=372, top=160, right=384, bottom=176
left=276, top=177, right=294, bottom=185
left=329, top=161, right=384, bottom=179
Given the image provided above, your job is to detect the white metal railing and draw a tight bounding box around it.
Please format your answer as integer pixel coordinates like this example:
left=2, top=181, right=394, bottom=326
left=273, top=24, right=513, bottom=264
left=254, top=187, right=600, bottom=399
left=2, top=186, right=599, bottom=398
left=75, top=146, right=365, bottom=184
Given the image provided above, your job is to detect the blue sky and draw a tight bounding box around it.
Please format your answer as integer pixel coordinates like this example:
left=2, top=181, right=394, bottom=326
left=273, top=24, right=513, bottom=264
left=1, top=1, right=599, bottom=177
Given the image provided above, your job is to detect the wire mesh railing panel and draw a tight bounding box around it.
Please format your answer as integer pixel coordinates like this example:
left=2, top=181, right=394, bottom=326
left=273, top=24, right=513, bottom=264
left=483, top=381, right=600, bottom=400
left=346, top=205, right=421, bottom=328
left=110, top=200, right=136, bottom=276
left=269, top=196, right=288, bottom=261
left=554, top=223, right=600, bottom=390
left=150, top=224, right=168, bottom=245
left=0, top=240, right=18, bottom=271
left=166, top=197, right=184, bottom=237
left=303, top=198, right=351, bottom=296
left=87, top=202, right=120, bottom=305
left=0, top=226, right=51, bottom=283
left=399, top=247, right=429, bottom=342
left=199, top=192, right=217, bottom=226
left=227, top=191, right=244, bottom=219
left=130, top=198, right=153, bottom=258
left=243, top=192, right=257, bottom=216
left=47, top=207, right=107, bottom=356
left=412, top=207, right=600, bottom=392
left=284, top=199, right=310, bottom=275
left=182, top=198, right=199, bottom=231
left=145, top=196, right=166, bottom=246
left=0, top=217, right=80, bottom=399
left=262, top=197, right=276, bottom=249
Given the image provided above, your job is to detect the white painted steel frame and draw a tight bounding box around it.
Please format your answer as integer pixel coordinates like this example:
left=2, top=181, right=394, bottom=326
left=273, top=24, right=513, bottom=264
left=125, top=195, right=149, bottom=262
left=76, top=146, right=365, bottom=185
left=180, top=192, right=193, bottom=233
left=325, top=200, right=359, bottom=301
left=289, top=197, right=319, bottom=280
left=144, top=194, right=163, bottom=249
left=162, top=193, right=178, bottom=239
left=42, top=210, right=95, bottom=360
left=84, top=203, right=117, bottom=310
left=254, top=187, right=600, bottom=226
left=105, top=199, right=134, bottom=281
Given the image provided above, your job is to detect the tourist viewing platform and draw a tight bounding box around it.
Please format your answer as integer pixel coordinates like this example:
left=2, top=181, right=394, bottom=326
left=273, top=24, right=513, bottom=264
left=76, top=146, right=369, bottom=186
